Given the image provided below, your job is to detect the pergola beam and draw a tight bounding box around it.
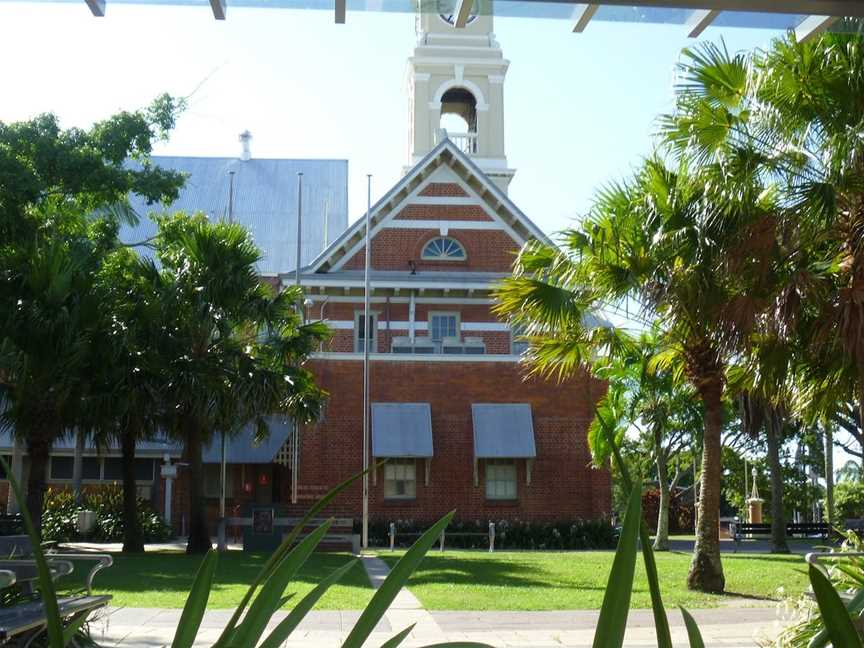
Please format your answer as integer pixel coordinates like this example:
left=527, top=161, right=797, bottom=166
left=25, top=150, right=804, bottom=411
left=454, top=0, right=474, bottom=28
left=686, top=8, right=719, bottom=37
left=571, top=3, right=599, bottom=32
left=85, top=0, right=105, bottom=16
left=795, top=15, right=839, bottom=42
left=335, top=0, right=346, bottom=23
left=209, top=0, right=226, bottom=19
left=564, top=0, right=863, bottom=18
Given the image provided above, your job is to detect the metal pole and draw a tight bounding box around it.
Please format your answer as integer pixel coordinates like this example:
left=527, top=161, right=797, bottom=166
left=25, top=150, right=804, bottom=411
left=292, top=172, right=304, bottom=505
left=218, top=431, right=227, bottom=551
left=362, top=174, right=372, bottom=550
left=227, top=171, right=235, bottom=223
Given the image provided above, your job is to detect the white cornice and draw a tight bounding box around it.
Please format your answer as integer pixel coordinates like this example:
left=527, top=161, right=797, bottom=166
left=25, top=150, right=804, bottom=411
left=311, top=352, right=520, bottom=363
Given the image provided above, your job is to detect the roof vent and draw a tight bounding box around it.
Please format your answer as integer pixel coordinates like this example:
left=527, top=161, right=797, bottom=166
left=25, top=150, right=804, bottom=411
left=239, top=130, right=252, bottom=161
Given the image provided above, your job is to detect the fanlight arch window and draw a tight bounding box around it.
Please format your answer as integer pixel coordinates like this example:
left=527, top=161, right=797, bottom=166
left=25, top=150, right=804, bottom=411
left=421, top=237, right=467, bottom=261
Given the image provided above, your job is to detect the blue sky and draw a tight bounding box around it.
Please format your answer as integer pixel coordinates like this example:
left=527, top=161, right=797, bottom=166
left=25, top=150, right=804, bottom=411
left=0, top=2, right=784, bottom=236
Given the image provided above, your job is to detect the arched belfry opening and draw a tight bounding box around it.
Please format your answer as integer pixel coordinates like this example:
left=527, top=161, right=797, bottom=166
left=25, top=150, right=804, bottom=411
left=439, top=87, right=477, bottom=154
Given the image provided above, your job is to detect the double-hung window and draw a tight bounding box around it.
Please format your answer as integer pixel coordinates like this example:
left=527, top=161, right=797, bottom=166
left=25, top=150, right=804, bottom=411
left=510, top=324, right=529, bottom=356
left=383, top=460, right=417, bottom=499
left=354, top=312, right=378, bottom=353
left=485, top=459, right=517, bottom=500
left=428, top=312, right=459, bottom=348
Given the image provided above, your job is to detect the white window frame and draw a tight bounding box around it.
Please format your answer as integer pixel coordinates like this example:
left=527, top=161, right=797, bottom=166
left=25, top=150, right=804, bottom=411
left=383, top=459, right=417, bottom=500
left=510, top=324, right=529, bottom=356
left=485, top=459, right=518, bottom=500
left=46, top=456, right=157, bottom=484
left=420, top=237, right=467, bottom=262
left=428, top=311, right=460, bottom=345
left=354, top=311, right=379, bottom=353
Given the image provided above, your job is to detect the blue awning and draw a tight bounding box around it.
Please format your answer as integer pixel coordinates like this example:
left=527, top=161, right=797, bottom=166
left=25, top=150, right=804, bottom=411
left=202, top=417, right=293, bottom=464
left=472, top=404, right=536, bottom=458
left=371, top=403, right=433, bottom=458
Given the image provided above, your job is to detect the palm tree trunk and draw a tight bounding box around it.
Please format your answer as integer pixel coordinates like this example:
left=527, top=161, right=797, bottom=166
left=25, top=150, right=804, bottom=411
left=121, top=427, right=145, bottom=553
left=653, top=437, right=670, bottom=551
left=185, top=419, right=211, bottom=554
left=765, top=408, right=789, bottom=554
left=687, top=378, right=725, bottom=593
left=72, top=430, right=85, bottom=505
left=25, top=428, right=54, bottom=538
left=825, top=425, right=835, bottom=527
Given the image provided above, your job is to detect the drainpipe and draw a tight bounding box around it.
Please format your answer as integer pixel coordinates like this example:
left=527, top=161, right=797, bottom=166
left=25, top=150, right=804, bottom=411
left=408, top=291, right=416, bottom=342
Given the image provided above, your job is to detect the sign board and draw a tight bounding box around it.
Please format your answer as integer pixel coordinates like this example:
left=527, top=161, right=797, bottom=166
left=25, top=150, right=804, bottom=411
left=160, top=464, right=178, bottom=479
left=252, top=508, right=275, bottom=535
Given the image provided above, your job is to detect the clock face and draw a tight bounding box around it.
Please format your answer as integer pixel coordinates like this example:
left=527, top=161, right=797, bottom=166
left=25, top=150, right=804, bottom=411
left=437, top=0, right=477, bottom=24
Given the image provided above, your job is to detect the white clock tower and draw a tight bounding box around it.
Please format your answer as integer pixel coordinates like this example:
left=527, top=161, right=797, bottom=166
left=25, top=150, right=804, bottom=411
left=407, top=0, right=515, bottom=192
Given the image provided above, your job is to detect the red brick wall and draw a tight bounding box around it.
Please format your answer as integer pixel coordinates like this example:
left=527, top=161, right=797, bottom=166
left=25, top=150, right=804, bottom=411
left=342, top=229, right=519, bottom=273
left=392, top=204, right=492, bottom=222
left=419, top=183, right=468, bottom=197
left=287, top=359, right=612, bottom=523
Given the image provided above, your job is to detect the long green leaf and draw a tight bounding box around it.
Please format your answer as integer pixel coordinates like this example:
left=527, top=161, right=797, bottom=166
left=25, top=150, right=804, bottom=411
left=415, top=644, right=496, bottom=647
left=171, top=549, right=218, bottom=648
left=808, top=587, right=864, bottom=648
left=228, top=519, right=333, bottom=647
left=379, top=624, right=415, bottom=648
left=592, top=409, right=671, bottom=648
left=591, top=484, right=641, bottom=648
left=215, top=467, right=367, bottom=646
left=0, top=457, right=64, bottom=648
left=259, top=559, right=359, bottom=648
left=808, top=563, right=863, bottom=648
left=342, top=511, right=455, bottom=648
left=680, top=608, right=705, bottom=648
left=62, top=611, right=90, bottom=647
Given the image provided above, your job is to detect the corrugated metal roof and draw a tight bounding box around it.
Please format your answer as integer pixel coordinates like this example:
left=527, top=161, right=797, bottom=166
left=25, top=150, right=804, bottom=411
left=122, top=156, right=349, bottom=275
left=371, top=403, right=434, bottom=457
left=0, top=431, right=182, bottom=457
left=472, top=403, right=536, bottom=458
left=202, top=417, right=293, bottom=464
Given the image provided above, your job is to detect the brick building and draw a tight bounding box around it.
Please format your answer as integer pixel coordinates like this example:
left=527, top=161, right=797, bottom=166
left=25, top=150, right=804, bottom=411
left=0, top=2, right=611, bottom=539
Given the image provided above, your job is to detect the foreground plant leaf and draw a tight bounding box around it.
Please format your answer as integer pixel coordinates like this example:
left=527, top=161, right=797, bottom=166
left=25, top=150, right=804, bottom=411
left=592, top=483, right=641, bottom=648
left=379, top=624, right=415, bottom=647
left=342, top=511, right=455, bottom=648
left=808, top=563, right=863, bottom=648
left=680, top=607, right=705, bottom=648
left=808, top=587, right=864, bottom=648
left=0, top=457, right=65, bottom=648
left=171, top=549, right=218, bottom=648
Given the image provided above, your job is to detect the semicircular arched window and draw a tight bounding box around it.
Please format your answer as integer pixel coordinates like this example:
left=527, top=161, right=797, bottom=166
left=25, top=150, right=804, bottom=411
left=421, top=236, right=467, bottom=261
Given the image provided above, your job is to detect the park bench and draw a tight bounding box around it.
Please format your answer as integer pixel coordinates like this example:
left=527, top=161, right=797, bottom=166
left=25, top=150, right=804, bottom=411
left=731, top=521, right=830, bottom=551
left=0, top=535, right=113, bottom=644
left=387, top=521, right=498, bottom=552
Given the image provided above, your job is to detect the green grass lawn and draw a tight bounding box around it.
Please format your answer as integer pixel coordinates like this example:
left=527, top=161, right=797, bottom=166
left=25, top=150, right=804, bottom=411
left=377, top=550, right=810, bottom=610
left=65, top=551, right=374, bottom=609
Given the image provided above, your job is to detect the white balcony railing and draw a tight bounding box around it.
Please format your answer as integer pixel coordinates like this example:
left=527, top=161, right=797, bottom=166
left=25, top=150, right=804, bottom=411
left=435, top=128, right=478, bottom=156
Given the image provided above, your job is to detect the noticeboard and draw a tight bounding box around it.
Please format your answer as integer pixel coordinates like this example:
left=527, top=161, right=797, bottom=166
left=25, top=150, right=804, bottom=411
left=252, top=508, right=275, bottom=535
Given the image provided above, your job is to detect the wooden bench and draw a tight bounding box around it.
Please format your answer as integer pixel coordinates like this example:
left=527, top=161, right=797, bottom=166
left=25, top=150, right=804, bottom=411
left=0, top=540, right=113, bottom=643
left=731, top=521, right=830, bottom=551
left=387, top=522, right=498, bottom=552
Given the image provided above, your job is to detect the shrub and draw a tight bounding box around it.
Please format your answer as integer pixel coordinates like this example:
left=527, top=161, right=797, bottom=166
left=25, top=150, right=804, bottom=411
left=831, top=481, right=864, bottom=520
left=42, top=485, right=172, bottom=544
left=641, top=488, right=694, bottom=533
left=360, top=517, right=617, bottom=550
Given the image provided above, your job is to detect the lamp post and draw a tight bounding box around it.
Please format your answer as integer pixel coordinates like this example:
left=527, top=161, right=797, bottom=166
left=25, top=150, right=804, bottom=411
left=362, top=174, right=372, bottom=550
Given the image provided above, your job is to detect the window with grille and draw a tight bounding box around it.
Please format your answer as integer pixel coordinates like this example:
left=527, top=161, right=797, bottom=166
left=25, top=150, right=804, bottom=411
left=510, top=324, right=529, bottom=356
left=354, top=312, right=378, bottom=353
left=421, top=237, right=466, bottom=261
left=485, top=459, right=517, bottom=500
left=383, top=460, right=417, bottom=499
left=428, top=312, right=459, bottom=343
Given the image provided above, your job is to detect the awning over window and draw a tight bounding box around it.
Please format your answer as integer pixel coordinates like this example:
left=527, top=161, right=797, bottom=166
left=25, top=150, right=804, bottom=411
left=202, top=417, right=292, bottom=464
left=371, top=403, right=433, bottom=458
left=472, top=404, right=536, bottom=458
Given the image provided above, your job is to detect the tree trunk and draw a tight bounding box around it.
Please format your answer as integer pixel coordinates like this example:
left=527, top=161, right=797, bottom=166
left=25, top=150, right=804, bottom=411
left=185, top=419, right=212, bottom=554
left=7, top=438, right=24, bottom=515
left=765, top=408, right=789, bottom=554
left=687, top=378, right=726, bottom=593
left=121, top=427, right=145, bottom=553
left=72, top=430, right=85, bottom=506
left=653, top=433, right=670, bottom=551
left=826, top=424, right=835, bottom=527
left=25, top=429, right=53, bottom=538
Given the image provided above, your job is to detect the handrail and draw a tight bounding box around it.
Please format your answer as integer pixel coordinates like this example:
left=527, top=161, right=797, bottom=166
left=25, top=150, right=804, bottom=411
left=45, top=554, right=113, bottom=595
left=805, top=550, right=864, bottom=579
left=0, top=570, right=16, bottom=589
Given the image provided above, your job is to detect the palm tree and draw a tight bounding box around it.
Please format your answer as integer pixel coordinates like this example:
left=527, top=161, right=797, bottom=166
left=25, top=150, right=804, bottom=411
left=497, top=157, right=769, bottom=591
left=151, top=213, right=328, bottom=553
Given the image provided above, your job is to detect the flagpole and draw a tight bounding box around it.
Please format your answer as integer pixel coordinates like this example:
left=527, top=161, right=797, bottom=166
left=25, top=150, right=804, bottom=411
left=362, top=174, right=372, bottom=550
left=293, top=172, right=303, bottom=505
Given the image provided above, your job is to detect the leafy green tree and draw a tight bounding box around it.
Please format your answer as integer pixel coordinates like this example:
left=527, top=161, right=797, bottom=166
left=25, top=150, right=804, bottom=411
left=496, top=155, right=770, bottom=591
left=0, top=97, right=185, bottom=531
left=151, top=213, right=329, bottom=553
